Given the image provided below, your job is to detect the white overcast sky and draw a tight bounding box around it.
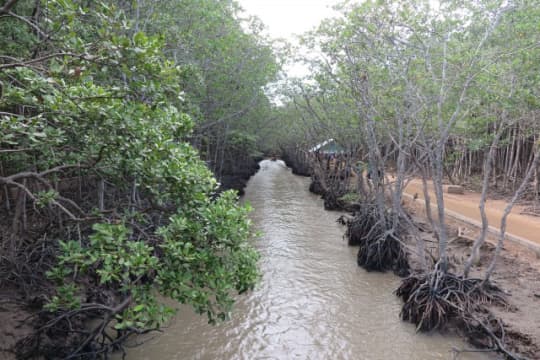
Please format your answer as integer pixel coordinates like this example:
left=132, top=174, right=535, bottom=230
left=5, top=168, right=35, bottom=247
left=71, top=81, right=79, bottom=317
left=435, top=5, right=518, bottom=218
left=238, top=0, right=340, bottom=78
left=238, top=0, right=338, bottom=40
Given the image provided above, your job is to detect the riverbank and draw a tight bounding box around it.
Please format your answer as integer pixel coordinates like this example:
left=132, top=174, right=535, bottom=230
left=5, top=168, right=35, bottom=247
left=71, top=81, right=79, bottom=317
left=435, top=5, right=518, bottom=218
left=218, top=155, right=263, bottom=195
left=403, top=179, right=540, bottom=357
left=404, top=196, right=540, bottom=358
left=0, top=294, right=33, bottom=360
left=282, top=156, right=540, bottom=359
left=0, top=156, right=265, bottom=360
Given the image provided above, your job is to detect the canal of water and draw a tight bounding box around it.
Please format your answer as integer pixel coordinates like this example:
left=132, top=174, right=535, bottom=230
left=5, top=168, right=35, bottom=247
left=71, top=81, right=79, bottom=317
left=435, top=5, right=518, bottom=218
left=121, top=159, right=491, bottom=360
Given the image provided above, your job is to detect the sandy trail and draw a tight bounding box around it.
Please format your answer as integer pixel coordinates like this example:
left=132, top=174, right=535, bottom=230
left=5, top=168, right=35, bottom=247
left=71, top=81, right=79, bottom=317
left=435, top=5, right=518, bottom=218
left=403, top=179, right=540, bottom=247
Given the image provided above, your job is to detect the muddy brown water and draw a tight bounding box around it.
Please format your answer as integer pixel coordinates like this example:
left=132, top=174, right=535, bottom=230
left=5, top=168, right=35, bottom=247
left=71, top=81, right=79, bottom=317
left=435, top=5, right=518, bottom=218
left=121, top=160, right=492, bottom=360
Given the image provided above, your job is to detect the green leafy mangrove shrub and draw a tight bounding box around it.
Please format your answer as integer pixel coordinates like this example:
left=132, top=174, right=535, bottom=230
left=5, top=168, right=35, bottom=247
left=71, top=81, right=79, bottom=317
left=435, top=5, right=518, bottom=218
left=0, top=0, right=260, bottom=357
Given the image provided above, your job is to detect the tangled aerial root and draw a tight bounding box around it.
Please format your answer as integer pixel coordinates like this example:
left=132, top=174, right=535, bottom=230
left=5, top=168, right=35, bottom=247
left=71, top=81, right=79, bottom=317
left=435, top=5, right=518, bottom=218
left=309, top=176, right=348, bottom=211
left=339, top=205, right=377, bottom=246
left=339, top=203, right=409, bottom=276
left=308, top=177, right=325, bottom=196
left=396, top=268, right=507, bottom=331
left=396, top=268, right=523, bottom=359
left=357, top=225, right=409, bottom=276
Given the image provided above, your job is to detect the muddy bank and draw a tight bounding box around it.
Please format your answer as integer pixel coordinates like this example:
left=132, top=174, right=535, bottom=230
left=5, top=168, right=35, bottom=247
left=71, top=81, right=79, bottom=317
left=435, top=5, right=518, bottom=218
left=280, top=150, right=311, bottom=177
left=404, top=200, right=540, bottom=358
left=339, top=193, right=540, bottom=358
left=303, top=166, right=539, bottom=357
left=218, top=156, right=263, bottom=195
left=307, top=175, right=360, bottom=212
left=0, top=298, right=33, bottom=360
left=280, top=153, right=354, bottom=212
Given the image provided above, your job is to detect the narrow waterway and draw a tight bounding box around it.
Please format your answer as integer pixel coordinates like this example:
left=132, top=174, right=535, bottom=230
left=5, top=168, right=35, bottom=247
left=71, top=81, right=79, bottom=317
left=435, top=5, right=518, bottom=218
left=123, top=160, right=490, bottom=360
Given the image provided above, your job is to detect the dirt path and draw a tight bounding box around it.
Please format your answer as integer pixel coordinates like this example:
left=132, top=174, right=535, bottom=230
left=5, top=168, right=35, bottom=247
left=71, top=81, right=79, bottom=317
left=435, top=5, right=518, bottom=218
left=404, top=179, right=540, bottom=248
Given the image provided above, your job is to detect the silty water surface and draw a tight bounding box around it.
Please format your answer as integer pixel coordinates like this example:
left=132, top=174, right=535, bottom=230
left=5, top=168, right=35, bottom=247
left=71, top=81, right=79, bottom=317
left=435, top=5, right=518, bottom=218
left=122, top=160, right=491, bottom=360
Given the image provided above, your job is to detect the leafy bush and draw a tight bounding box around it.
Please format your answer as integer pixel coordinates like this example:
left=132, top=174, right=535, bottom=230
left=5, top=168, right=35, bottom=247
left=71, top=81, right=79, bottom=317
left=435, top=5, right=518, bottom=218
left=1, top=1, right=260, bottom=356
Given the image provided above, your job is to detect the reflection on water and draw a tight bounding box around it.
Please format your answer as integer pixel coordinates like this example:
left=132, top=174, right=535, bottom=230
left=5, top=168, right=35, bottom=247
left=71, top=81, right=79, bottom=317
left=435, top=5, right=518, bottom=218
left=121, top=160, right=492, bottom=360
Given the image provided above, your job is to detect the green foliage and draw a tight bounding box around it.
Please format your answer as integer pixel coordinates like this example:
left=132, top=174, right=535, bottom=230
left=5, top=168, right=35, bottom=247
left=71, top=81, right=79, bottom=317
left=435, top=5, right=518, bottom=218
left=271, top=0, right=540, bottom=160
left=35, top=190, right=59, bottom=208
left=44, top=284, right=81, bottom=312
left=225, top=130, right=262, bottom=158
left=338, top=192, right=359, bottom=203
left=48, top=194, right=259, bottom=327
left=157, top=191, right=259, bottom=323
left=128, top=0, right=279, bottom=175
left=1, top=0, right=263, bottom=352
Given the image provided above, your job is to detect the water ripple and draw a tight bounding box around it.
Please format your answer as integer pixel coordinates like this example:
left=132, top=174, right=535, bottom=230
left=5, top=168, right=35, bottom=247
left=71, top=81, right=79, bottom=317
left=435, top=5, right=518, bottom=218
left=121, top=160, right=492, bottom=360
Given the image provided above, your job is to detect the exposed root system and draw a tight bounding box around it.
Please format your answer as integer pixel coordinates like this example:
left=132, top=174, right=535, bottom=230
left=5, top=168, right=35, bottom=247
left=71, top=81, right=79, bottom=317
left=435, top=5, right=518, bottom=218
left=339, top=203, right=410, bottom=276
left=321, top=189, right=347, bottom=211
left=280, top=150, right=311, bottom=177
left=396, top=268, right=524, bottom=359
left=308, top=177, right=325, bottom=196
left=397, top=269, right=507, bottom=332
left=308, top=176, right=348, bottom=211
left=339, top=205, right=377, bottom=246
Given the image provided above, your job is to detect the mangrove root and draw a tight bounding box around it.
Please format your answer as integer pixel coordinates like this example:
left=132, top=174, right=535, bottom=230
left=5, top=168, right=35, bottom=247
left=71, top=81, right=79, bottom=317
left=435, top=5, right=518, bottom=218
left=340, top=203, right=410, bottom=276
left=396, top=268, right=522, bottom=359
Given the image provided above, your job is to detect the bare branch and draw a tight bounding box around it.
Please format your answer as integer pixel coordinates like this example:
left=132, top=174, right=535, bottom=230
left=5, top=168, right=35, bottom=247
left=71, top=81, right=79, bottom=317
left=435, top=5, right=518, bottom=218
left=0, top=53, right=97, bottom=70
left=0, top=11, right=48, bottom=38
left=0, top=0, right=19, bottom=14
left=0, top=148, right=33, bottom=154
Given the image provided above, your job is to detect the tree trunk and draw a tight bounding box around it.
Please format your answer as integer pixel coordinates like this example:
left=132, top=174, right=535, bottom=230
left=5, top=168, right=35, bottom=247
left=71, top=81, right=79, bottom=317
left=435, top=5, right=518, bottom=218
left=484, top=147, right=540, bottom=282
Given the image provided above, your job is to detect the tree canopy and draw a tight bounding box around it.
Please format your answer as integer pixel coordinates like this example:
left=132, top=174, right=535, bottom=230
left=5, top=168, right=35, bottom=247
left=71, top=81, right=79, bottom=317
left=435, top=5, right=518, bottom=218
left=2, top=0, right=540, bottom=358
left=1, top=0, right=278, bottom=357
